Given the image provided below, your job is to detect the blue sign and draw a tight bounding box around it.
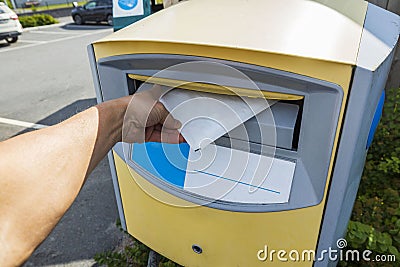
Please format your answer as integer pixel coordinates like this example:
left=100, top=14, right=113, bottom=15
left=118, top=0, right=138, bottom=10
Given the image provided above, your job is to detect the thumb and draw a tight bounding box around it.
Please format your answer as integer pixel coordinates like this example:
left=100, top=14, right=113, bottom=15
left=159, top=106, right=182, bottom=130
left=163, top=113, right=182, bottom=130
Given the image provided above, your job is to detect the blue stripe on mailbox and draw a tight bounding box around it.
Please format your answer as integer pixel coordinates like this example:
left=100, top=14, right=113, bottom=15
left=131, top=142, right=190, bottom=188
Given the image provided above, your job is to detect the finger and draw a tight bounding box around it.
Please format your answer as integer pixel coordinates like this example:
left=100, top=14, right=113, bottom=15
left=155, top=123, right=181, bottom=133
left=147, top=130, right=179, bottom=144
left=145, top=126, right=155, bottom=142
left=146, top=130, right=162, bottom=143
left=161, top=130, right=185, bottom=144
left=162, top=112, right=182, bottom=130
left=147, top=125, right=185, bottom=143
left=147, top=102, right=169, bottom=127
left=147, top=132, right=185, bottom=144
left=153, top=102, right=182, bottom=129
left=146, top=128, right=180, bottom=144
left=164, top=132, right=181, bottom=144
left=154, top=124, right=162, bottom=131
left=179, top=134, right=186, bottom=143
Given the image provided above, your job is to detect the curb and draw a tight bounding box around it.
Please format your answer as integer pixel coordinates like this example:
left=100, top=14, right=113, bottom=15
left=23, top=21, right=69, bottom=32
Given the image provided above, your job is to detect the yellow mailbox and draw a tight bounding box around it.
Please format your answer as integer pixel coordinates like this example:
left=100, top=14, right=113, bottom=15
left=88, top=0, right=399, bottom=266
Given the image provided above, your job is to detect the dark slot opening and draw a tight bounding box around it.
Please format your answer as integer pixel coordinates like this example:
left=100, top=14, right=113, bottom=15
left=280, top=99, right=303, bottom=150
left=127, top=75, right=143, bottom=95
left=128, top=75, right=304, bottom=151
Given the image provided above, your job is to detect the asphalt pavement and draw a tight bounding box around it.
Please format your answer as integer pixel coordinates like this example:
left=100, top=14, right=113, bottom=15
left=0, top=17, right=123, bottom=266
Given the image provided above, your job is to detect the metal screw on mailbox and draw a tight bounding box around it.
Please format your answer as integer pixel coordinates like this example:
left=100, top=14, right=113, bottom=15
left=192, top=244, right=203, bottom=254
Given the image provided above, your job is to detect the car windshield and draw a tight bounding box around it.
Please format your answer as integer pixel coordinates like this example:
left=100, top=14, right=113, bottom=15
left=0, top=5, right=12, bottom=13
left=85, top=1, right=96, bottom=8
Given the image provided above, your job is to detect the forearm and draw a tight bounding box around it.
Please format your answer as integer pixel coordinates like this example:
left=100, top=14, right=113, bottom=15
left=0, top=98, right=128, bottom=266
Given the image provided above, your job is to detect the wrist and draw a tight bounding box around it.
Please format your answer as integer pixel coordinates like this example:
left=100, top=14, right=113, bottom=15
left=97, top=97, right=130, bottom=144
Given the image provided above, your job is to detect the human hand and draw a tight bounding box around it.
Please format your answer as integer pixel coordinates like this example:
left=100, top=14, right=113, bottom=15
left=122, top=85, right=185, bottom=144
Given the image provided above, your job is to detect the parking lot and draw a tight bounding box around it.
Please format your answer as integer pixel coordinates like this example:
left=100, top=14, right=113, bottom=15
left=0, top=18, right=111, bottom=137
left=0, top=18, right=123, bottom=266
left=0, top=18, right=110, bottom=52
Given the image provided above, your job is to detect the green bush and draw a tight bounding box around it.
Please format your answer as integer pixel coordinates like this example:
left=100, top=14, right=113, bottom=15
left=19, top=16, right=37, bottom=27
left=340, top=87, right=400, bottom=266
left=19, top=14, right=58, bottom=28
left=5, top=0, right=12, bottom=8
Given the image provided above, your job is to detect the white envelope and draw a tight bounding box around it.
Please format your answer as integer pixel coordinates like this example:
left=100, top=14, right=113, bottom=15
left=160, top=89, right=271, bottom=150
left=184, top=144, right=296, bottom=204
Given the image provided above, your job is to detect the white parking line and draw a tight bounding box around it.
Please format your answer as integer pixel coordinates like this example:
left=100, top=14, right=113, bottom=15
left=17, top=40, right=47, bottom=44
left=0, top=117, right=48, bottom=129
left=0, top=29, right=111, bottom=53
left=29, top=30, right=81, bottom=35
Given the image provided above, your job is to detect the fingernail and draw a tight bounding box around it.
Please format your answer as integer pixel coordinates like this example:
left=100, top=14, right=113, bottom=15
left=175, top=120, right=182, bottom=129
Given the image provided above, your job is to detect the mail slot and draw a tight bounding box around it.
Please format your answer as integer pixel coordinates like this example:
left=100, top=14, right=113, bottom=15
left=88, top=0, right=399, bottom=266
left=226, top=102, right=300, bottom=150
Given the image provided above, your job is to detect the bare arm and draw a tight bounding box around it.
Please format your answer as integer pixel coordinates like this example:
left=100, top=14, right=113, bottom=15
left=0, top=91, right=182, bottom=266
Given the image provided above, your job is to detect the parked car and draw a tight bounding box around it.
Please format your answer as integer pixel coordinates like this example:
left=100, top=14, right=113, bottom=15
left=71, top=0, right=113, bottom=26
left=0, top=3, right=23, bottom=44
